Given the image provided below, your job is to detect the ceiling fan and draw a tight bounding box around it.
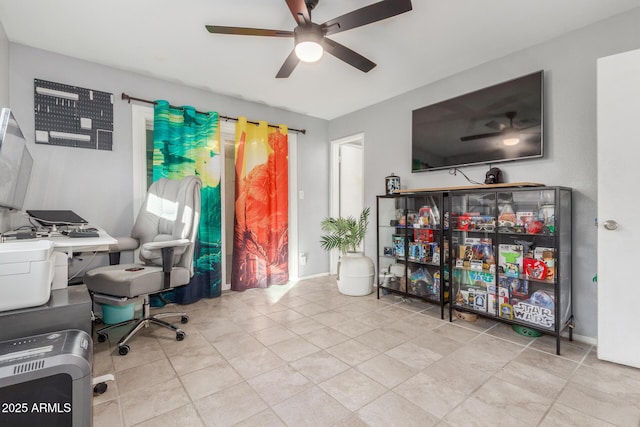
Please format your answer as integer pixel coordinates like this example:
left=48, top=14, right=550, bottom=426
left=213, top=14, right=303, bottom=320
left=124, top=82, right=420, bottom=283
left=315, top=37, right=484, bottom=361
left=460, top=111, right=538, bottom=145
left=205, top=0, right=413, bottom=78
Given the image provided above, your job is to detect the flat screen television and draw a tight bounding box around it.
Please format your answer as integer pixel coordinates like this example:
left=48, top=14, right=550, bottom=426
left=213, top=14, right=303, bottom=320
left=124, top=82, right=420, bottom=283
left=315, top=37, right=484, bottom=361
left=412, top=70, right=543, bottom=172
left=0, top=108, right=33, bottom=210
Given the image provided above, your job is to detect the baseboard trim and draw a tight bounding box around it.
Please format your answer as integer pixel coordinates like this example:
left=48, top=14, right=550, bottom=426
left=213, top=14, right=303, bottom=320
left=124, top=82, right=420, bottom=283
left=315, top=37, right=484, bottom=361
left=296, top=272, right=331, bottom=280
left=565, top=332, right=597, bottom=346
left=221, top=272, right=331, bottom=292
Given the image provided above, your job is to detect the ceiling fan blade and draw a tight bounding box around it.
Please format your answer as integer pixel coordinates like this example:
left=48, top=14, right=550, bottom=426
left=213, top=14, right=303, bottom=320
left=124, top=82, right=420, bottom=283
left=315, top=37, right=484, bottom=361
left=322, top=0, right=413, bottom=36
left=276, top=50, right=300, bottom=78
left=206, top=25, right=293, bottom=37
left=322, top=38, right=376, bottom=73
left=460, top=131, right=504, bottom=142
left=285, top=0, right=311, bottom=25
left=516, top=122, right=540, bottom=131
left=484, top=120, right=505, bottom=131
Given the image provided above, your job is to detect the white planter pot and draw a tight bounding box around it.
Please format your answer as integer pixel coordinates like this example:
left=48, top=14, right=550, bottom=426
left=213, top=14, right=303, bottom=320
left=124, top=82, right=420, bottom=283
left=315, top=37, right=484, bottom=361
left=337, top=252, right=374, bottom=296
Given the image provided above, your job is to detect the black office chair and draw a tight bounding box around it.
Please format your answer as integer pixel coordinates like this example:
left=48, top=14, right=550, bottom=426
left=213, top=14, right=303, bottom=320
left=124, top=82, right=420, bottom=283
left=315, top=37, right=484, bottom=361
left=84, top=175, right=201, bottom=355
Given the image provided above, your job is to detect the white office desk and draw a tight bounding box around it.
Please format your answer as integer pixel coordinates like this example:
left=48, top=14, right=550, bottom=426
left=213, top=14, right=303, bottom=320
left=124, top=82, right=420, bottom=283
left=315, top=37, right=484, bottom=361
left=44, top=228, right=117, bottom=288
left=4, top=227, right=117, bottom=288
left=40, top=227, right=118, bottom=257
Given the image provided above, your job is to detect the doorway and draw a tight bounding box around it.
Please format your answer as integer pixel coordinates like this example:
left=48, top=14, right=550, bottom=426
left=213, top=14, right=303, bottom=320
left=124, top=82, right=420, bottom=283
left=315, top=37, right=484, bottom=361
left=330, top=133, right=364, bottom=274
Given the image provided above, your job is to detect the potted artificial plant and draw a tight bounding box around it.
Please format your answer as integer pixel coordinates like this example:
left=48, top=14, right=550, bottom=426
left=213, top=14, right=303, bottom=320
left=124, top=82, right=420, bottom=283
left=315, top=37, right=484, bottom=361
left=320, top=207, right=375, bottom=296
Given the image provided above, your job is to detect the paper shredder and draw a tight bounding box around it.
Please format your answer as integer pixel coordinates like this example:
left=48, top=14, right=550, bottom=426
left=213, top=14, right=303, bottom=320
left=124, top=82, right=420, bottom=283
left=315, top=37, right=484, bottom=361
left=0, top=329, right=92, bottom=427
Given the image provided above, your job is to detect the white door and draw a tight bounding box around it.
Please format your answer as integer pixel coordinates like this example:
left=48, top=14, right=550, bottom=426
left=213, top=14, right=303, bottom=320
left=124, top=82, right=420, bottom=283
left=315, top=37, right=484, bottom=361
left=597, top=48, right=640, bottom=368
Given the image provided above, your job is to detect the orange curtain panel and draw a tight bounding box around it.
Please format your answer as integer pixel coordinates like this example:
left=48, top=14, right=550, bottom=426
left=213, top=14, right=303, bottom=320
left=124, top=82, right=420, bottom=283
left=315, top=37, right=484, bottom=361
left=231, top=118, right=289, bottom=291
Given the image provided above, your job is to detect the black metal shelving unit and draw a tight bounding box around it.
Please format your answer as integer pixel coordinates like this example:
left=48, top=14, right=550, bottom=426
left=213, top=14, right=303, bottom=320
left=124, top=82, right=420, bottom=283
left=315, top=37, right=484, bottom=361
left=376, top=192, right=449, bottom=319
left=447, top=186, right=572, bottom=355
left=376, top=185, right=573, bottom=354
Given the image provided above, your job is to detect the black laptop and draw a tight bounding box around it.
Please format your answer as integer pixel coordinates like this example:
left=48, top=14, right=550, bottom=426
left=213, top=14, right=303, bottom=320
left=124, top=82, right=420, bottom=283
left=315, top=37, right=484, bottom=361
left=26, top=210, right=88, bottom=226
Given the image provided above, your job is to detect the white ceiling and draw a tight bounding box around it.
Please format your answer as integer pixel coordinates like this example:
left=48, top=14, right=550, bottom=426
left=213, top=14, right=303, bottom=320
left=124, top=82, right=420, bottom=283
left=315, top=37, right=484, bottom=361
left=1, top=0, right=639, bottom=120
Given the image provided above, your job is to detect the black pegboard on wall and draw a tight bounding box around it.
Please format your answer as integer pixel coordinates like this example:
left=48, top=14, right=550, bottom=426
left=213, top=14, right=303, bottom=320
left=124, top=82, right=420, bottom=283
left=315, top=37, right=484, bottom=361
left=34, top=79, right=113, bottom=150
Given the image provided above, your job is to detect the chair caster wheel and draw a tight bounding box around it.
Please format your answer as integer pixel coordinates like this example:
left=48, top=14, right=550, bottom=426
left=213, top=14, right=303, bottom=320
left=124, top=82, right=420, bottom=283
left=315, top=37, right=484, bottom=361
left=93, top=382, right=108, bottom=395
left=118, top=345, right=130, bottom=356
left=181, top=315, right=189, bottom=324
left=97, top=333, right=108, bottom=343
left=176, top=331, right=186, bottom=341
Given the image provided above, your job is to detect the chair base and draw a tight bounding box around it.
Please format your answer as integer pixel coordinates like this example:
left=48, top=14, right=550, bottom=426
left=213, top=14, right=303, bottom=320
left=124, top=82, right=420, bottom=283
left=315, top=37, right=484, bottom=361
left=95, top=295, right=188, bottom=355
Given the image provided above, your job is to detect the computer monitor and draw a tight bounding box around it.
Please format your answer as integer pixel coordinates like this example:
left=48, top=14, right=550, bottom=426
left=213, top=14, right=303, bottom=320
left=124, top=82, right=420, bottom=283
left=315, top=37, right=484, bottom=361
left=0, top=108, right=33, bottom=210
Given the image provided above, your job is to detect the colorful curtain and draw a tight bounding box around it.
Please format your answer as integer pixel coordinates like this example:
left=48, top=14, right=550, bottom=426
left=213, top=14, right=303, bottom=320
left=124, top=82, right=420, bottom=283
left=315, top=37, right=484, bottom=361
left=232, top=118, right=289, bottom=291
left=153, top=100, right=222, bottom=303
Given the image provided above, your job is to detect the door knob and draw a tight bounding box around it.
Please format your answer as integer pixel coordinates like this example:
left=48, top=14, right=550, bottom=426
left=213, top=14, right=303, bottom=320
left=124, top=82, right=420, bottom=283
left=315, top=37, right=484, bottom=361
left=603, top=220, right=619, bottom=230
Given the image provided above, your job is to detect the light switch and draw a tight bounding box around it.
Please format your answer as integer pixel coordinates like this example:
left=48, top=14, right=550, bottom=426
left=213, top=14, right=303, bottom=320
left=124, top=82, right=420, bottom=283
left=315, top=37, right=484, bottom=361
left=299, top=190, right=305, bottom=200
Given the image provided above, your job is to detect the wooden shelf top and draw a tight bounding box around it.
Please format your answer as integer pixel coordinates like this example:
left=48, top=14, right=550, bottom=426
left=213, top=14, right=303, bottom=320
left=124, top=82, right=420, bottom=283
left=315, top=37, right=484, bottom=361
left=394, top=182, right=544, bottom=194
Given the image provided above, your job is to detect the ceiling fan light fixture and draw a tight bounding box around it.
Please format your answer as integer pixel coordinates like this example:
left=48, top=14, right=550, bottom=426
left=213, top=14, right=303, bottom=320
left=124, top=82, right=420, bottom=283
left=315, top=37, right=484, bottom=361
left=503, top=137, right=520, bottom=146
left=295, top=40, right=323, bottom=62
left=294, top=24, right=324, bottom=63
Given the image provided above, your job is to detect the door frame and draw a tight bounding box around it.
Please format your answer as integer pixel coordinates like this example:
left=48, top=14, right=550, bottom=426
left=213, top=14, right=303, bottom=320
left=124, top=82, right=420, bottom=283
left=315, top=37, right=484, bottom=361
left=131, top=104, right=153, bottom=220
left=329, top=133, right=364, bottom=274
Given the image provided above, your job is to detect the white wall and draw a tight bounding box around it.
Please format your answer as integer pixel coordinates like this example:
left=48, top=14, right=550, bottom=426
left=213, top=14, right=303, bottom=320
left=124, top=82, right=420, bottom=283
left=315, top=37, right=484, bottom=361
left=8, top=43, right=330, bottom=276
left=0, top=21, right=10, bottom=232
left=328, top=8, right=640, bottom=339
left=0, top=20, right=8, bottom=107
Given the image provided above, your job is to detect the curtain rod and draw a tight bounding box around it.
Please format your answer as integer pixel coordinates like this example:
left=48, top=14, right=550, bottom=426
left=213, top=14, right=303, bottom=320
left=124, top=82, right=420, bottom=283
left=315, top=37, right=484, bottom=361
left=121, top=93, right=306, bottom=135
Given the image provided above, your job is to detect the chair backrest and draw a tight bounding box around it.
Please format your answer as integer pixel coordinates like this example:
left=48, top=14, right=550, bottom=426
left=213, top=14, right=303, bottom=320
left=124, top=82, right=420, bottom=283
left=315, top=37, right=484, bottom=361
left=131, top=176, right=202, bottom=274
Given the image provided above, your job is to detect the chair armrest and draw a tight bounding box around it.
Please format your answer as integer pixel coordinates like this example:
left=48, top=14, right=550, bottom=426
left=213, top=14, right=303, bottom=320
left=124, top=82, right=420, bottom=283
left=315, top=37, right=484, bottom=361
left=108, top=237, right=140, bottom=253
left=140, top=239, right=191, bottom=267
left=141, top=239, right=190, bottom=251
left=141, top=239, right=191, bottom=289
left=107, top=237, right=140, bottom=265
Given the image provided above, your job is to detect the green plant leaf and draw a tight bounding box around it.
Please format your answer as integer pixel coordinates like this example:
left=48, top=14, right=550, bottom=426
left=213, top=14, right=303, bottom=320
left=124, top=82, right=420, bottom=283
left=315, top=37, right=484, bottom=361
left=319, top=207, right=370, bottom=254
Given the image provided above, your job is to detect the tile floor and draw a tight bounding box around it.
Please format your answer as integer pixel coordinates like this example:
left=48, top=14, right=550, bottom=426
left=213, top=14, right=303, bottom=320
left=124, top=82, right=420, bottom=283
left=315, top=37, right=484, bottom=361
left=92, top=276, right=640, bottom=426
